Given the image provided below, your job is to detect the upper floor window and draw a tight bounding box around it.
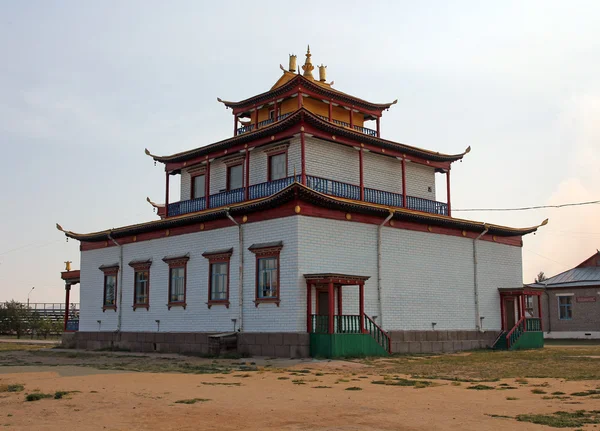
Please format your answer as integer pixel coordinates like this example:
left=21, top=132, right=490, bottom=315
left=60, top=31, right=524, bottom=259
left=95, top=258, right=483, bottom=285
left=99, top=264, right=119, bottom=311
left=227, top=164, right=243, bottom=190
left=249, top=241, right=283, bottom=306
left=129, top=259, right=152, bottom=310
left=202, top=249, right=232, bottom=308
left=192, top=174, right=205, bottom=199
left=525, top=295, right=533, bottom=313
left=269, top=152, right=287, bottom=181
left=163, top=255, right=189, bottom=309
left=558, top=296, right=572, bottom=320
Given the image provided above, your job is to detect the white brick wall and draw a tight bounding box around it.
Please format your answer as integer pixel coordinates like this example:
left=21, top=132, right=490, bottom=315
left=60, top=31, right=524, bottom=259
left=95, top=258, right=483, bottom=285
left=363, top=151, right=403, bottom=193
left=405, top=162, right=436, bottom=199
left=305, top=136, right=359, bottom=184
left=209, top=159, right=228, bottom=194
left=248, top=139, right=301, bottom=186
left=180, top=169, right=191, bottom=201
left=79, top=216, right=522, bottom=333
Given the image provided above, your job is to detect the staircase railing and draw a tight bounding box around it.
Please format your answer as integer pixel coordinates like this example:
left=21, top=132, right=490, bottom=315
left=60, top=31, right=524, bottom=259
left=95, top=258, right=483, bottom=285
left=526, top=317, right=541, bottom=331
left=364, top=314, right=391, bottom=354
left=506, top=316, right=526, bottom=349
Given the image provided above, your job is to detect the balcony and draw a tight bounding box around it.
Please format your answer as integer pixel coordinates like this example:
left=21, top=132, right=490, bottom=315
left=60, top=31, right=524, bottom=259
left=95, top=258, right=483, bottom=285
left=167, top=175, right=448, bottom=217
left=236, top=112, right=377, bottom=137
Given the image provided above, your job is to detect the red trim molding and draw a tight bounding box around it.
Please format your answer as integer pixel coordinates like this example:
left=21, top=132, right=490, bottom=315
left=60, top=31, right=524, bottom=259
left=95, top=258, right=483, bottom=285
left=163, top=255, right=189, bottom=310
left=249, top=244, right=283, bottom=307
left=202, top=249, right=233, bottom=308
left=129, top=260, right=152, bottom=311
left=99, top=265, right=119, bottom=312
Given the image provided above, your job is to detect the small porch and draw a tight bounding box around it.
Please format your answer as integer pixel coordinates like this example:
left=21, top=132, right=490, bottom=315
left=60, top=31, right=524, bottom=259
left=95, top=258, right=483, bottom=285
left=494, top=287, right=545, bottom=350
left=60, top=266, right=80, bottom=332
left=304, top=273, right=390, bottom=358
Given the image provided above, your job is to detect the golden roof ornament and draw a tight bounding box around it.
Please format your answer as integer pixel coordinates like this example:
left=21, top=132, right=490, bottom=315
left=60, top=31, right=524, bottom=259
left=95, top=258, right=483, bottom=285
left=302, top=45, right=314, bottom=79
left=288, top=54, right=297, bottom=72
left=318, top=64, right=327, bottom=82
left=65, top=261, right=72, bottom=271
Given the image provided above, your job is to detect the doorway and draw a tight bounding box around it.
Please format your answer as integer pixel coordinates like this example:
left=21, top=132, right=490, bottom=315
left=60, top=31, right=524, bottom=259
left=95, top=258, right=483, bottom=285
left=504, top=297, right=516, bottom=330
left=317, top=291, right=329, bottom=316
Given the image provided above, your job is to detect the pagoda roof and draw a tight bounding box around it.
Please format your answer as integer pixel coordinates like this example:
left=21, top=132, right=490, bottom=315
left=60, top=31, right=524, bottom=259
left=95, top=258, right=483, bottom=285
left=217, top=73, right=397, bottom=113
left=146, top=108, right=470, bottom=166
left=57, top=182, right=546, bottom=244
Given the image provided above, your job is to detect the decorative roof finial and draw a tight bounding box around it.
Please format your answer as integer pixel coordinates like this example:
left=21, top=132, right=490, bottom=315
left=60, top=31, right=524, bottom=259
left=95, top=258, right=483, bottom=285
left=318, top=64, right=327, bottom=82
left=288, top=54, right=297, bottom=72
left=302, top=45, right=314, bottom=79
left=65, top=261, right=72, bottom=271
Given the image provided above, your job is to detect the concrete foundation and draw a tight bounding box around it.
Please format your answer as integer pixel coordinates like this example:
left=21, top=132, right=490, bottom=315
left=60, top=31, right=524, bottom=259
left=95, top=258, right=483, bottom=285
left=389, top=330, right=499, bottom=354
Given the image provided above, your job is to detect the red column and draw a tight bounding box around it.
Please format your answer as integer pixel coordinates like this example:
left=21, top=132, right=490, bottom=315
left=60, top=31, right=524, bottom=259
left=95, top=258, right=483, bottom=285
left=401, top=158, right=407, bottom=207
left=233, top=114, right=238, bottom=136
left=537, top=294, right=543, bottom=331
left=273, top=100, right=278, bottom=120
left=63, top=284, right=71, bottom=332
left=359, top=149, right=364, bottom=201
left=349, top=108, right=354, bottom=128
left=328, top=101, right=332, bottom=121
left=500, top=295, right=505, bottom=330
left=165, top=171, right=170, bottom=217
left=245, top=150, right=250, bottom=201
left=359, top=283, right=365, bottom=333
left=298, top=92, right=303, bottom=109
left=306, top=282, right=312, bottom=333
left=205, top=160, right=211, bottom=209
left=376, top=116, right=380, bottom=138
left=300, top=131, right=306, bottom=184
left=254, top=107, right=259, bottom=129
left=328, top=281, right=334, bottom=334
left=337, top=287, right=343, bottom=316
left=446, top=169, right=452, bottom=217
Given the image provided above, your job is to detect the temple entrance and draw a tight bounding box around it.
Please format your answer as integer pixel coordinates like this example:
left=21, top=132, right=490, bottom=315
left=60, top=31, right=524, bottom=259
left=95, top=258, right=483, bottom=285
left=504, top=297, right=516, bottom=330
left=317, top=290, right=329, bottom=316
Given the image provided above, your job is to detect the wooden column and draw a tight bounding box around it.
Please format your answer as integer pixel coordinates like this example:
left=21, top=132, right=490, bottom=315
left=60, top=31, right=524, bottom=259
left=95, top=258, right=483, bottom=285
left=233, top=114, right=238, bottom=136
left=273, top=100, right=278, bottom=120
left=359, top=149, right=364, bottom=200
left=300, top=131, right=306, bottom=184
left=328, top=281, right=334, bottom=334
left=245, top=150, right=250, bottom=201
left=165, top=171, right=170, bottom=217
left=254, top=107, right=259, bottom=129
left=521, top=295, right=526, bottom=328
left=537, top=294, right=543, bottom=331
left=328, top=101, right=332, bottom=121
left=306, top=282, right=312, bottom=333
left=63, top=284, right=71, bottom=332
left=446, top=168, right=452, bottom=217
left=401, top=158, right=407, bottom=207
left=205, top=160, right=211, bottom=209
left=500, top=295, right=505, bottom=330
left=337, top=287, right=343, bottom=316
left=376, top=116, right=380, bottom=138
left=359, top=283, right=365, bottom=333
left=298, top=92, right=303, bottom=109
left=349, top=108, right=354, bottom=128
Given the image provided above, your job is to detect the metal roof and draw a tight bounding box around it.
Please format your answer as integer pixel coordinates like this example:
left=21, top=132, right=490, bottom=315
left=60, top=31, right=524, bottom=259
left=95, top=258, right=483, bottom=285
left=529, top=267, right=600, bottom=288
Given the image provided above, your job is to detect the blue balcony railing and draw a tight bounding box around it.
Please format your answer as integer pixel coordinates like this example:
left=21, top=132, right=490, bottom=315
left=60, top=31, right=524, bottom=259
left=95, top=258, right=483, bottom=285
left=167, top=176, right=447, bottom=217
left=238, top=112, right=376, bottom=136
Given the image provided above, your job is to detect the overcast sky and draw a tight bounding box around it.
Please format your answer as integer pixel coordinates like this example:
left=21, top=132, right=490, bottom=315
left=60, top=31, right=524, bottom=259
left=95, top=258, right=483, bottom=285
left=1, top=1, right=599, bottom=303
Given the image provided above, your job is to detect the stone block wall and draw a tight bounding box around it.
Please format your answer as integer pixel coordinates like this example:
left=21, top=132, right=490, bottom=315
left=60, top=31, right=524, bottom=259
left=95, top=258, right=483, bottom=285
left=388, top=330, right=499, bottom=354
left=237, top=332, right=309, bottom=358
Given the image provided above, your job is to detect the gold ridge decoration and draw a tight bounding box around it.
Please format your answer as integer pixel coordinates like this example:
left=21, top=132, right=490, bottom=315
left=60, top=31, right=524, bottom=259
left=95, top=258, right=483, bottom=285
left=302, top=45, right=315, bottom=79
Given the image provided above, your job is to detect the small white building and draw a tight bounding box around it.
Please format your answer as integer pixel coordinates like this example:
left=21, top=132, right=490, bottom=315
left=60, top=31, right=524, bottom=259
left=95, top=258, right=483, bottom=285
left=58, top=48, right=546, bottom=357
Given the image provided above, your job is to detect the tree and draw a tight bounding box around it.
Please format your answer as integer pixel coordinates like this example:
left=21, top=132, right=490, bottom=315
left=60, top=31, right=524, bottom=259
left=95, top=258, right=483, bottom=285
left=0, top=301, right=31, bottom=339
left=535, top=271, right=548, bottom=283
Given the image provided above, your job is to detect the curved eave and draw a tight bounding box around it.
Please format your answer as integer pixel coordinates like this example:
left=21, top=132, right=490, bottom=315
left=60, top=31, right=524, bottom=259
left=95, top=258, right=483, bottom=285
left=56, top=183, right=544, bottom=243
left=219, top=74, right=396, bottom=112
left=147, top=109, right=469, bottom=165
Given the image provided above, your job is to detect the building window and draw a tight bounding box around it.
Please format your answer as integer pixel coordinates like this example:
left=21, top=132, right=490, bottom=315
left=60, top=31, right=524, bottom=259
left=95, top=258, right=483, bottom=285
left=191, top=174, right=206, bottom=199
left=525, top=295, right=533, bottom=313
left=227, top=164, right=243, bottom=190
left=268, top=152, right=287, bottom=181
left=129, top=259, right=152, bottom=310
left=162, top=255, right=189, bottom=309
left=558, top=296, right=573, bottom=320
left=202, top=248, right=232, bottom=308
left=99, top=264, right=119, bottom=311
left=249, top=241, right=283, bottom=306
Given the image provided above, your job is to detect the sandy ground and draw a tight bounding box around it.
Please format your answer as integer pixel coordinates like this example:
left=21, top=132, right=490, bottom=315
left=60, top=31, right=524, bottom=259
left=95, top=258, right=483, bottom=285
left=1, top=363, right=600, bottom=430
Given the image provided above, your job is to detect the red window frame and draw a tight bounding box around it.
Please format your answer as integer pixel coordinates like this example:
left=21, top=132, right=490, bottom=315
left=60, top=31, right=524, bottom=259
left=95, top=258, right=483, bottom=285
left=227, top=163, right=244, bottom=191
left=129, top=260, right=152, bottom=310
left=202, top=249, right=233, bottom=308
left=267, top=150, right=288, bottom=182
left=163, top=255, right=189, bottom=309
left=249, top=245, right=282, bottom=307
left=190, top=173, right=206, bottom=200
left=99, top=265, right=119, bottom=312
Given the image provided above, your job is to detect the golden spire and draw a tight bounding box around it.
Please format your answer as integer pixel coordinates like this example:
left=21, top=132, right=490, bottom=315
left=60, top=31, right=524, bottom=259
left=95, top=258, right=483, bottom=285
left=302, top=45, right=314, bottom=79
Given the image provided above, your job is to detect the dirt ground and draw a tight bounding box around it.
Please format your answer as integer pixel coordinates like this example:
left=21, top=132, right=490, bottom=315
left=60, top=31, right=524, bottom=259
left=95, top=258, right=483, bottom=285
left=1, top=346, right=600, bottom=430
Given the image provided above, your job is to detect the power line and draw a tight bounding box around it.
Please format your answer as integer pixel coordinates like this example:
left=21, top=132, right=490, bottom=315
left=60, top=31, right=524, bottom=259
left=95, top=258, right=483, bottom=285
left=454, top=199, right=600, bottom=212
left=523, top=248, right=568, bottom=267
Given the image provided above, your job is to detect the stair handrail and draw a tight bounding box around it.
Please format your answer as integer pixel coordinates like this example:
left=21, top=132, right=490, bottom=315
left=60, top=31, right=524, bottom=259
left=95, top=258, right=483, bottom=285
left=364, top=314, right=391, bottom=354
left=506, top=316, right=526, bottom=349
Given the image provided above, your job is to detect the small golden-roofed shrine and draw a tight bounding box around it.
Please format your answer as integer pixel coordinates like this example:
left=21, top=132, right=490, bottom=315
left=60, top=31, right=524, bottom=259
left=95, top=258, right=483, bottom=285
left=218, top=46, right=397, bottom=138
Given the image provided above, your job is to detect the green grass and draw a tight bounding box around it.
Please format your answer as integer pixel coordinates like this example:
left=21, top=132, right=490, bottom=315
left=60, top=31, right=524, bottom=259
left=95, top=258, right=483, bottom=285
left=467, top=384, right=495, bottom=390
left=174, top=398, right=211, bottom=404
left=0, top=384, right=24, bottom=393
left=372, top=378, right=432, bottom=388
left=531, top=389, right=547, bottom=394
left=516, top=410, right=600, bottom=428
left=345, top=387, right=362, bottom=391
left=0, top=343, right=51, bottom=352
left=277, top=377, right=289, bottom=380
left=292, top=379, right=306, bottom=385
left=506, top=397, right=519, bottom=401
left=199, top=382, right=241, bottom=386
left=25, top=393, right=53, bottom=402
left=552, top=391, right=566, bottom=395
left=571, top=390, right=600, bottom=397
left=54, top=391, right=79, bottom=399
left=313, top=386, right=331, bottom=389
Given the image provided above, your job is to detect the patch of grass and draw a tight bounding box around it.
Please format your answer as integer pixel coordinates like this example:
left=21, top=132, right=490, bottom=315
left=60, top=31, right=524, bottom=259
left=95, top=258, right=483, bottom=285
left=531, top=389, right=547, bottom=394
left=232, top=374, right=251, bottom=378
left=552, top=391, right=566, bottom=395
left=486, top=414, right=512, bottom=419
left=25, top=393, right=53, bottom=402
left=542, top=396, right=571, bottom=400
left=517, top=410, right=600, bottom=428
left=451, top=382, right=461, bottom=386
left=313, top=386, right=331, bottom=389
left=467, top=384, right=495, bottom=390
left=292, top=379, right=306, bottom=385
left=506, top=397, right=519, bottom=400
left=277, top=377, right=289, bottom=380
left=0, top=343, right=51, bottom=352
left=315, top=372, right=324, bottom=376
left=293, top=369, right=312, bottom=374
left=345, top=387, right=362, bottom=391
left=372, top=378, right=432, bottom=388
left=54, top=391, right=79, bottom=399
left=335, top=379, right=350, bottom=384
left=0, top=384, right=24, bottom=393
left=571, top=390, right=600, bottom=397
left=200, top=382, right=241, bottom=386
left=515, top=378, right=529, bottom=384
left=90, top=391, right=98, bottom=393
left=532, top=382, right=550, bottom=387
left=496, top=386, right=517, bottom=390
left=174, top=398, right=211, bottom=404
